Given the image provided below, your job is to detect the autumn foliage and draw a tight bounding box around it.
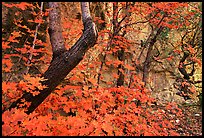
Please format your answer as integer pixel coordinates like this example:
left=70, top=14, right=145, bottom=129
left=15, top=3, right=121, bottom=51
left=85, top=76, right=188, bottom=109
left=2, top=2, right=202, bottom=136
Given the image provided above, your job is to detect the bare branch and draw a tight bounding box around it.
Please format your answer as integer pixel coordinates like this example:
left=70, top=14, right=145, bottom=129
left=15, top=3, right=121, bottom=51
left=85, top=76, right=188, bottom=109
left=119, top=11, right=160, bottom=31
left=24, top=2, right=44, bottom=74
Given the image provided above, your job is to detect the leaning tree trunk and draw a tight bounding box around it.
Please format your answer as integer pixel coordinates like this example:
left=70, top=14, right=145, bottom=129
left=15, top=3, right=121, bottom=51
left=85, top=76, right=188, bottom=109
left=4, top=2, right=98, bottom=115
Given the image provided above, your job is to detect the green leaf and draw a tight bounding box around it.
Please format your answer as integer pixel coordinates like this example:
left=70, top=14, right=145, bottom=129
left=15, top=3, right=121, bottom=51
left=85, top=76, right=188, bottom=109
left=168, top=20, right=173, bottom=25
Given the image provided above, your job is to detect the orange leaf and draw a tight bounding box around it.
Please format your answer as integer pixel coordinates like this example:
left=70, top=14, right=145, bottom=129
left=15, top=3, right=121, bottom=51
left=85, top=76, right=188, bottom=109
left=30, top=91, right=40, bottom=96
left=189, top=86, right=196, bottom=93
left=187, top=46, right=195, bottom=54
left=124, top=64, right=135, bottom=70
left=2, top=59, right=13, bottom=72
left=112, top=73, right=119, bottom=79
left=2, top=42, right=10, bottom=49
left=2, top=82, right=10, bottom=93
left=166, top=56, right=173, bottom=61
left=87, top=78, right=97, bottom=85
left=102, top=122, right=113, bottom=135
left=34, top=19, right=44, bottom=24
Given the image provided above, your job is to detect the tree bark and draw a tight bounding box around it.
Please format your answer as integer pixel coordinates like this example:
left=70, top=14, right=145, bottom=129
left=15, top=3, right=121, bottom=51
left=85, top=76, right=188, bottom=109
left=115, top=2, right=131, bottom=87
left=48, top=2, right=66, bottom=60
left=142, top=13, right=167, bottom=86
left=117, top=48, right=125, bottom=87
left=4, top=2, right=98, bottom=114
left=142, top=26, right=164, bottom=86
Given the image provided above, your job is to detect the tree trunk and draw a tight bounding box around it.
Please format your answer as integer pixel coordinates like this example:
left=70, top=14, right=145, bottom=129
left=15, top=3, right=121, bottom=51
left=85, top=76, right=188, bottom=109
left=117, top=48, right=125, bottom=87
left=142, top=26, right=164, bottom=86
left=142, top=13, right=167, bottom=86
left=4, top=2, right=98, bottom=115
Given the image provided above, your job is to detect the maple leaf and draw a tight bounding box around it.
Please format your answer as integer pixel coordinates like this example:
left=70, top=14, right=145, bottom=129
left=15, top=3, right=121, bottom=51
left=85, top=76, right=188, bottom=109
left=8, top=35, right=19, bottom=43
left=44, top=11, right=49, bottom=16
left=15, top=2, right=32, bottom=10
left=112, top=73, right=119, bottom=79
left=2, top=82, right=10, bottom=93
left=2, top=124, right=12, bottom=136
left=187, top=46, right=195, bottom=54
left=2, top=59, right=13, bottom=72
left=63, top=106, right=71, bottom=113
left=34, top=19, right=44, bottom=24
left=2, top=41, right=10, bottom=49
left=87, top=78, right=97, bottom=85
left=11, top=31, right=21, bottom=37
left=166, top=56, right=173, bottom=61
left=37, top=85, right=47, bottom=90
left=12, top=110, right=27, bottom=124
left=124, top=64, right=135, bottom=70
left=83, top=100, right=92, bottom=111
left=2, top=2, right=14, bottom=8
left=173, top=49, right=181, bottom=54
left=191, top=57, right=201, bottom=67
left=30, top=91, right=40, bottom=96
left=102, top=122, right=113, bottom=135
left=83, top=85, right=89, bottom=91
left=89, top=63, right=95, bottom=68
left=189, top=86, right=196, bottom=93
